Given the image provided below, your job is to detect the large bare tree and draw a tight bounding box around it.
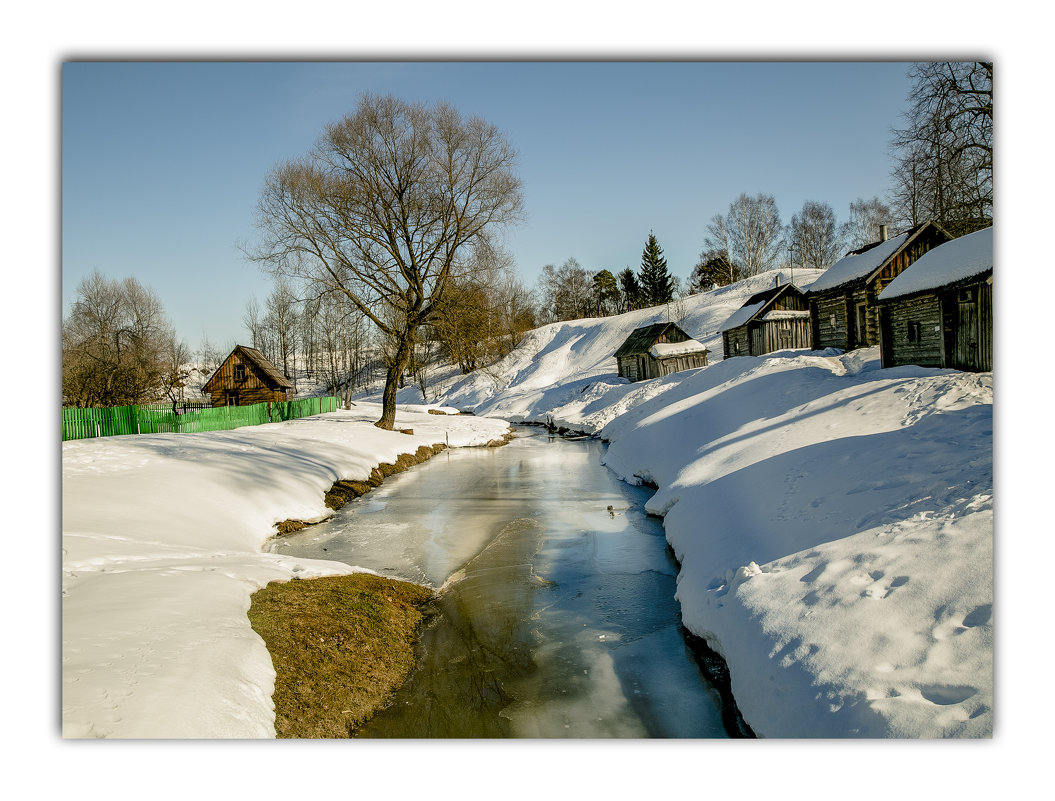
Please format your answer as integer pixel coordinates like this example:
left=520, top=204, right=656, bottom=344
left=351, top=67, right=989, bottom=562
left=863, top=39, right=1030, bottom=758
left=890, top=62, right=992, bottom=236
left=249, top=94, right=523, bottom=429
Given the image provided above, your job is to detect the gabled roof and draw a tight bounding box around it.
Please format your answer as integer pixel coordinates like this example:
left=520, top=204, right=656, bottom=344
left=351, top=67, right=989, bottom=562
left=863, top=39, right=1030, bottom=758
left=614, top=322, right=692, bottom=358
left=807, top=222, right=950, bottom=294
left=718, top=283, right=805, bottom=333
left=879, top=227, right=993, bottom=302
left=202, top=345, right=294, bottom=393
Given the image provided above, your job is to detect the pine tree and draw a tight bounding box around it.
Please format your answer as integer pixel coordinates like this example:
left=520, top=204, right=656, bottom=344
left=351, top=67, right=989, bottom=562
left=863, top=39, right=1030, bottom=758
left=638, top=231, right=675, bottom=307
left=591, top=269, right=621, bottom=316
left=618, top=267, right=642, bottom=312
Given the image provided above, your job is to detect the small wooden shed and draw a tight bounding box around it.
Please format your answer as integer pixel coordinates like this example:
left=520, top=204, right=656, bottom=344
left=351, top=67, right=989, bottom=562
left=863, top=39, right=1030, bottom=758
left=719, top=282, right=811, bottom=358
left=807, top=221, right=951, bottom=352
left=877, top=226, right=993, bottom=372
left=614, top=322, right=709, bottom=382
left=202, top=345, right=294, bottom=407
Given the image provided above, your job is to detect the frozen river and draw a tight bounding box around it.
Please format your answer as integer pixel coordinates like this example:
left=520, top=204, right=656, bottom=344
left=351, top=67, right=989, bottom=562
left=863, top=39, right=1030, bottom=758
left=272, top=428, right=731, bottom=738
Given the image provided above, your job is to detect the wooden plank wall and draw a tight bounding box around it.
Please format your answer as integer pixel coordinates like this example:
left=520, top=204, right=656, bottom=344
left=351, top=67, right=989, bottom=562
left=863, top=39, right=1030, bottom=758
left=811, top=294, right=851, bottom=350
left=751, top=319, right=812, bottom=355
left=884, top=294, right=945, bottom=367
left=724, top=328, right=750, bottom=358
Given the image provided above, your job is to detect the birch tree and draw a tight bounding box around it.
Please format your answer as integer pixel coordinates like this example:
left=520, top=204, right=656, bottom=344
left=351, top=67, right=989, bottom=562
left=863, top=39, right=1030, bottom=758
left=787, top=200, right=843, bottom=270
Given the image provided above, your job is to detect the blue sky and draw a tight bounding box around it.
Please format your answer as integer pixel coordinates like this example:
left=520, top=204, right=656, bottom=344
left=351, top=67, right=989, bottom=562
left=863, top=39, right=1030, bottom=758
left=62, top=61, right=914, bottom=347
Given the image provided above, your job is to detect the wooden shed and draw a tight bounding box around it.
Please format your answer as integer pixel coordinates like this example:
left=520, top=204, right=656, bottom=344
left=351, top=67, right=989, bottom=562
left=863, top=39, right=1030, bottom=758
left=719, top=282, right=811, bottom=358
left=877, top=226, right=993, bottom=372
left=202, top=345, right=294, bottom=407
left=614, top=322, right=709, bottom=382
left=807, top=221, right=951, bottom=352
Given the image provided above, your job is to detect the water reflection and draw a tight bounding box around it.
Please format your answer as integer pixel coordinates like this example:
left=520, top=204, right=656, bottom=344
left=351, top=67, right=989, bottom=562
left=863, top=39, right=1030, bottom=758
left=276, top=430, right=727, bottom=738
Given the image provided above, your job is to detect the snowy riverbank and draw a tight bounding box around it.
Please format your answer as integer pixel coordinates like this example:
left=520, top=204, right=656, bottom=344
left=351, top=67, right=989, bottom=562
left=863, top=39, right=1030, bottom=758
left=61, top=404, right=510, bottom=738
left=398, top=273, right=994, bottom=738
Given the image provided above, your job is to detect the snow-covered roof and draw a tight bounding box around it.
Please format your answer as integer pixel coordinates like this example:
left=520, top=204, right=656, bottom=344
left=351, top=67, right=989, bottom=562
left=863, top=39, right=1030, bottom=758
left=807, top=231, right=912, bottom=293
left=718, top=301, right=765, bottom=333
left=761, top=309, right=810, bottom=321
left=650, top=339, right=708, bottom=359
left=879, top=227, right=993, bottom=301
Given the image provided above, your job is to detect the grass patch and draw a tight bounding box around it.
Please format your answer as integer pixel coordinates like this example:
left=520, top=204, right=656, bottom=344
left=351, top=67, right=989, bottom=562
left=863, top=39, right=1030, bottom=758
left=247, top=572, right=435, bottom=738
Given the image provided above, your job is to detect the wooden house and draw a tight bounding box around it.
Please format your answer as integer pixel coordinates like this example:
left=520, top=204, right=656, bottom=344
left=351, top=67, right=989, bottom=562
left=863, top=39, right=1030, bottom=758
left=807, top=222, right=951, bottom=352
left=719, top=281, right=811, bottom=358
left=877, top=226, right=993, bottom=372
left=614, top=322, right=709, bottom=382
left=202, top=345, right=294, bottom=407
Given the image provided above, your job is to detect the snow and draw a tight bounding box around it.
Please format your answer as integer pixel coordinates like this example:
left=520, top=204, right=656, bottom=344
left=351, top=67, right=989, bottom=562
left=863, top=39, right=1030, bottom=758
left=61, top=403, right=511, bottom=738
left=417, top=268, right=992, bottom=739
left=649, top=339, right=707, bottom=358
left=717, top=299, right=765, bottom=332
left=879, top=226, right=993, bottom=301
left=761, top=309, right=810, bottom=320
left=807, top=230, right=912, bottom=293
left=62, top=265, right=995, bottom=746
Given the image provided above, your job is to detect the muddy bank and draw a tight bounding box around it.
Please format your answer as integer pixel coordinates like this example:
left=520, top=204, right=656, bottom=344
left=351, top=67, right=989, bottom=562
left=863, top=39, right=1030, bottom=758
left=248, top=572, right=435, bottom=738
left=252, top=429, right=516, bottom=737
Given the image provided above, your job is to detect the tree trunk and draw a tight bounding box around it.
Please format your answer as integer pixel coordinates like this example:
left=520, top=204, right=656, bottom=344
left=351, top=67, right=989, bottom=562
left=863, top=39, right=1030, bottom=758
left=375, top=329, right=416, bottom=430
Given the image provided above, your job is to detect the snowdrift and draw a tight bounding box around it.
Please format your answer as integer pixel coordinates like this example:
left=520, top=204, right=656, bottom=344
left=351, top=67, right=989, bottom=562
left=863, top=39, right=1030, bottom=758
left=425, top=269, right=993, bottom=737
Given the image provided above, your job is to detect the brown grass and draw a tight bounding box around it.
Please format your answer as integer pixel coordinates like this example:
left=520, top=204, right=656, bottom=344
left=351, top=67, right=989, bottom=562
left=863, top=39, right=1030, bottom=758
left=247, top=572, right=435, bottom=738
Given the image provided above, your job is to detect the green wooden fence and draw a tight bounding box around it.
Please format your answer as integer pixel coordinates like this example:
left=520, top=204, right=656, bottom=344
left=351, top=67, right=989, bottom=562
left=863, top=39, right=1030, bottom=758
left=62, top=396, right=340, bottom=442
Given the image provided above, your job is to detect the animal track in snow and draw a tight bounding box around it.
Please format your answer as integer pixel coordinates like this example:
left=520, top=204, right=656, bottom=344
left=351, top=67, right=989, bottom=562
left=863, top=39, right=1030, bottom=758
left=861, top=574, right=909, bottom=600
left=962, top=604, right=992, bottom=628
left=920, top=684, right=977, bottom=706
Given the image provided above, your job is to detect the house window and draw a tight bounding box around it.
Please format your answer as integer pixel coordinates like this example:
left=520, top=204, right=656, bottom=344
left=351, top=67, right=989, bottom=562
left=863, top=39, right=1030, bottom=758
left=234, top=363, right=246, bottom=382
left=907, top=321, right=922, bottom=343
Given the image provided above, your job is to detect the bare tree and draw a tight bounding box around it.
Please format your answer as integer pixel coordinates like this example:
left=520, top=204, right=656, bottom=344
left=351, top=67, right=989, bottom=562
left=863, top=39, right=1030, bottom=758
left=263, top=276, right=301, bottom=388
left=787, top=200, right=844, bottom=270
left=890, top=62, right=992, bottom=236
left=702, top=194, right=783, bottom=279
left=494, top=270, right=536, bottom=349
left=317, top=290, right=369, bottom=405
left=62, top=270, right=184, bottom=407
left=726, top=193, right=785, bottom=276
left=241, top=295, right=265, bottom=351
left=538, top=258, right=593, bottom=323
left=160, top=337, right=192, bottom=408
left=843, top=196, right=893, bottom=250
left=248, top=93, right=523, bottom=429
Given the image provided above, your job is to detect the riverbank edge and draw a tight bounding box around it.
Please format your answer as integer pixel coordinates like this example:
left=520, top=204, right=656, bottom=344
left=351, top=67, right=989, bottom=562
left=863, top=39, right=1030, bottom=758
left=249, top=427, right=516, bottom=738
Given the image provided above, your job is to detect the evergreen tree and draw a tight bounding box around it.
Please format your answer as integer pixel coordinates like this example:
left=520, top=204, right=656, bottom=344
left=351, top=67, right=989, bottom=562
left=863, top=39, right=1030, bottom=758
left=688, top=250, right=739, bottom=293
left=591, top=269, right=621, bottom=316
left=638, top=231, right=675, bottom=307
left=618, top=267, right=642, bottom=312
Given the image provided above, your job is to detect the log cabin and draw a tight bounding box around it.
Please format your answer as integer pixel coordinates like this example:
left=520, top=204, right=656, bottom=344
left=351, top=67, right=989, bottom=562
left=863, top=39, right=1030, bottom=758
left=877, top=226, right=993, bottom=372
left=202, top=345, right=294, bottom=407
left=719, top=281, right=811, bottom=358
left=807, top=221, right=951, bottom=352
left=614, top=322, right=709, bottom=382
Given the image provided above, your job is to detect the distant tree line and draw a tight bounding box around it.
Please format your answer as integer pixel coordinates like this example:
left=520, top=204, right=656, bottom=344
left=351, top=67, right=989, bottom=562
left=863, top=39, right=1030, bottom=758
left=534, top=231, right=681, bottom=324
